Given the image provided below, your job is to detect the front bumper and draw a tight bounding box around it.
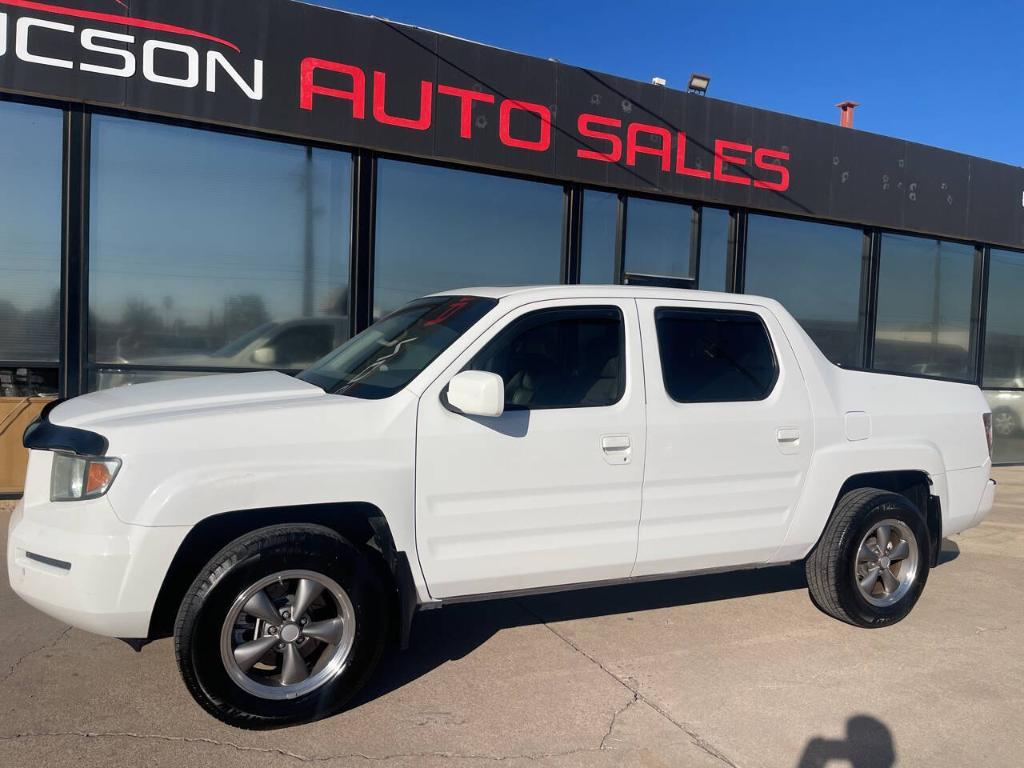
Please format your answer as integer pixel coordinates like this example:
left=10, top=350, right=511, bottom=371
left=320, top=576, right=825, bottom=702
left=7, top=495, right=189, bottom=638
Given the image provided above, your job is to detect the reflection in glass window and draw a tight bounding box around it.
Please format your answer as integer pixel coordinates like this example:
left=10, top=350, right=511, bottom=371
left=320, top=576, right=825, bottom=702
left=985, top=390, right=1024, bottom=464
left=983, top=249, right=1024, bottom=389
left=88, top=116, right=351, bottom=372
left=91, top=368, right=219, bottom=391
left=0, top=367, right=59, bottom=398
left=580, top=190, right=618, bottom=284
left=698, top=208, right=730, bottom=292
left=624, top=197, right=695, bottom=279
left=373, top=161, right=563, bottom=317
left=0, top=101, right=62, bottom=363
left=745, top=215, right=864, bottom=367
left=873, top=234, right=976, bottom=380
left=982, top=249, right=1024, bottom=464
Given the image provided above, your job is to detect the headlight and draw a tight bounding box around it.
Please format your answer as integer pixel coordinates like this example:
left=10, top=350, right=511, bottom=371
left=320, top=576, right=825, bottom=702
left=50, top=452, right=122, bottom=502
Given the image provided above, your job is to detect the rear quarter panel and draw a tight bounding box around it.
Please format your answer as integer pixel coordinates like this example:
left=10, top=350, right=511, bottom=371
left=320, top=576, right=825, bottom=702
left=767, top=308, right=991, bottom=560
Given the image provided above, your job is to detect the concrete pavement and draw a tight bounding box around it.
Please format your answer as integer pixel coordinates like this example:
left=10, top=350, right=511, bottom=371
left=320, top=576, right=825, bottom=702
left=2, top=468, right=1022, bottom=767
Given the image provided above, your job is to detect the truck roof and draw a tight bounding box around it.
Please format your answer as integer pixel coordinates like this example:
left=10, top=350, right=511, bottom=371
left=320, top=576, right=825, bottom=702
left=429, top=284, right=785, bottom=310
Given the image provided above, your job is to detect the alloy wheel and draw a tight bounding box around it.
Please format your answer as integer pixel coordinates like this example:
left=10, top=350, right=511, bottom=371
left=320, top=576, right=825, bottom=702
left=219, top=569, right=357, bottom=700
left=854, top=519, right=920, bottom=608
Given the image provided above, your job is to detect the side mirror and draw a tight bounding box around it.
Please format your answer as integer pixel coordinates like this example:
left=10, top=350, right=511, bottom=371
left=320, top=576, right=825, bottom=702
left=252, top=346, right=276, bottom=366
left=446, top=371, right=505, bottom=418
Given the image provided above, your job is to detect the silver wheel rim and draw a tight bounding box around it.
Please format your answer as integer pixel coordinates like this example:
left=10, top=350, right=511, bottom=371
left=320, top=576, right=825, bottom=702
left=219, top=569, right=356, bottom=701
left=993, top=411, right=1017, bottom=436
left=854, top=519, right=919, bottom=607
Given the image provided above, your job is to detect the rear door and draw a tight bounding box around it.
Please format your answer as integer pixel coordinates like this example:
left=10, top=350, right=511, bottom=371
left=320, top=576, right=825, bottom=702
left=415, top=298, right=646, bottom=598
left=633, top=299, right=813, bottom=576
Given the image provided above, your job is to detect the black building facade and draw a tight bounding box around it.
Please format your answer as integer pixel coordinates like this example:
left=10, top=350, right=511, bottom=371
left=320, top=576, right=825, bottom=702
left=1, top=0, right=1023, bottom=463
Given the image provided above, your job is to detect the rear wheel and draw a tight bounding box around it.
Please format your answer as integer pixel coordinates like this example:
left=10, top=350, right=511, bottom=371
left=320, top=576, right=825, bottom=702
left=174, top=524, right=389, bottom=728
left=806, top=488, right=930, bottom=627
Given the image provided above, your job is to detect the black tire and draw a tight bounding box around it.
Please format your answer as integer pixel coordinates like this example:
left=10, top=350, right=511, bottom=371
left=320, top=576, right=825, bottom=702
left=174, top=524, right=390, bottom=729
left=806, top=488, right=931, bottom=628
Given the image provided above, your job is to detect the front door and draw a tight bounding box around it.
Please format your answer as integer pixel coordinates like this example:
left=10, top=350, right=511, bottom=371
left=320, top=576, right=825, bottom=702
left=415, top=298, right=646, bottom=599
left=632, top=298, right=814, bottom=577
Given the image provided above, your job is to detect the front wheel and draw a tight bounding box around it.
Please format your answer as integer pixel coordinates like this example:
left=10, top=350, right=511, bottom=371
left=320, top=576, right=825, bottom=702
left=174, top=524, right=390, bottom=728
left=806, top=488, right=930, bottom=628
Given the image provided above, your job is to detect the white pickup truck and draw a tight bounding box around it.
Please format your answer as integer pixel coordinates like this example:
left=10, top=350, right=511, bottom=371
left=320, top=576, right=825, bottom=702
left=8, top=286, right=995, bottom=728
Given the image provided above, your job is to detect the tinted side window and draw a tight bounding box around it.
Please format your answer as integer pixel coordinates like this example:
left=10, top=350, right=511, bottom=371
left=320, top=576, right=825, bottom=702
left=470, top=307, right=625, bottom=409
left=655, top=308, right=777, bottom=402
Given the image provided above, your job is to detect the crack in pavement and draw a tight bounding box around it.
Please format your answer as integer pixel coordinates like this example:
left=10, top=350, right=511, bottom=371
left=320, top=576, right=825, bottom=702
left=598, top=691, right=639, bottom=750
left=0, top=625, right=71, bottom=687
left=0, top=730, right=655, bottom=764
left=516, top=600, right=741, bottom=768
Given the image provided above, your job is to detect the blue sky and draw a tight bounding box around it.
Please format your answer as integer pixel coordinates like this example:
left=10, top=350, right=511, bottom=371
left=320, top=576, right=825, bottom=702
left=316, top=0, right=1022, bottom=166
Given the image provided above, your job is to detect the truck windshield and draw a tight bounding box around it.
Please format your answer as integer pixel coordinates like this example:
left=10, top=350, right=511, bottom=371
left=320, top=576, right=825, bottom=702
left=297, top=295, right=497, bottom=398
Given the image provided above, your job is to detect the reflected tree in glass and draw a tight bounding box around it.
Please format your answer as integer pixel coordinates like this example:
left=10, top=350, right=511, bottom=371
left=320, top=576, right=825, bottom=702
left=88, top=116, right=352, bottom=379
left=873, top=234, right=975, bottom=380
left=0, top=101, right=62, bottom=363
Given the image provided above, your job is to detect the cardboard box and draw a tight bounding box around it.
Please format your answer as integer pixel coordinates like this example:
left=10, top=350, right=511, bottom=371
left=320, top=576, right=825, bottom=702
left=0, top=397, right=55, bottom=496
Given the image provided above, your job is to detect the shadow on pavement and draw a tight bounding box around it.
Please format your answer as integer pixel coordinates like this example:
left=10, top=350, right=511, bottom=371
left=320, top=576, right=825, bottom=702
left=354, top=536, right=962, bottom=709
left=796, top=714, right=895, bottom=767
left=936, top=538, right=960, bottom=566
left=354, top=561, right=808, bottom=707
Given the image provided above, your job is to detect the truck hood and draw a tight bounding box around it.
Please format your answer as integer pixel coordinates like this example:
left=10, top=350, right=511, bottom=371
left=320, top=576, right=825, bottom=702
left=50, top=371, right=324, bottom=430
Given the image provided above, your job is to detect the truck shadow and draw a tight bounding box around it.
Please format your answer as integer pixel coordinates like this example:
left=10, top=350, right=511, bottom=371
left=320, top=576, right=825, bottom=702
left=936, top=538, right=960, bottom=565
left=354, top=537, right=961, bottom=709
left=355, top=561, right=808, bottom=708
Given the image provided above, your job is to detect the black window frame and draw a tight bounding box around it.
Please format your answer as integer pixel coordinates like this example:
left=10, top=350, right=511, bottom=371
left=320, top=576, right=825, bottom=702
left=653, top=306, right=779, bottom=404
left=465, top=304, right=627, bottom=411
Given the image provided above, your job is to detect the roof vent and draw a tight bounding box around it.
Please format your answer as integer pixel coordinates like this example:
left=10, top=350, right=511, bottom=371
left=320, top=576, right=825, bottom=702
left=836, top=100, right=859, bottom=128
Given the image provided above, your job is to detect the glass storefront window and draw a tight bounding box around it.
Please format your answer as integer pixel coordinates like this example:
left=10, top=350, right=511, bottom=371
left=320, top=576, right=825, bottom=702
left=745, top=215, right=864, bottom=367
left=983, top=249, right=1024, bottom=389
left=698, top=207, right=730, bottom=292
left=0, top=101, right=62, bottom=364
left=985, top=390, right=1024, bottom=464
left=0, top=367, right=59, bottom=398
left=88, top=116, right=351, bottom=374
left=624, top=197, right=695, bottom=280
left=873, top=234, right=976, bottom=380
left=982, top=248, right=1024, bottom=464
left=373, top=161, right=563, bottom=318
left=580, top=190, right=618, bottom=284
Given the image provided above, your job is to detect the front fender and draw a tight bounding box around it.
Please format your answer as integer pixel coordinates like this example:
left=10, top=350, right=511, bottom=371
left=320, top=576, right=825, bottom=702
left=108, top=455, right=417, bottom=557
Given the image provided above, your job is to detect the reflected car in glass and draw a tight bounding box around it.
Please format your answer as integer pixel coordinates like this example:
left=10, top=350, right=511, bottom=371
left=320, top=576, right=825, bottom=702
left=96, top=316, right=349, bottom=388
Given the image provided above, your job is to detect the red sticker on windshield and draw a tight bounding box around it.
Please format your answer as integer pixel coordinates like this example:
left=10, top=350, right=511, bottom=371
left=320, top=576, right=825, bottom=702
left=424, top=297, right=472, bottom=326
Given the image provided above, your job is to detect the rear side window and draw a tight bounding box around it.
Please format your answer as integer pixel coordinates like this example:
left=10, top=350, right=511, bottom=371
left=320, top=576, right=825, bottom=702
left=469, top=306, right=625, bottom=409
left=654, top=308, right=777, bottom=402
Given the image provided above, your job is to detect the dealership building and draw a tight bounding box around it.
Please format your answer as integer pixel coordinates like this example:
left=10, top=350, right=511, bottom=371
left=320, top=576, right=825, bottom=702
left=2, top=0, right=1024, bottom=486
